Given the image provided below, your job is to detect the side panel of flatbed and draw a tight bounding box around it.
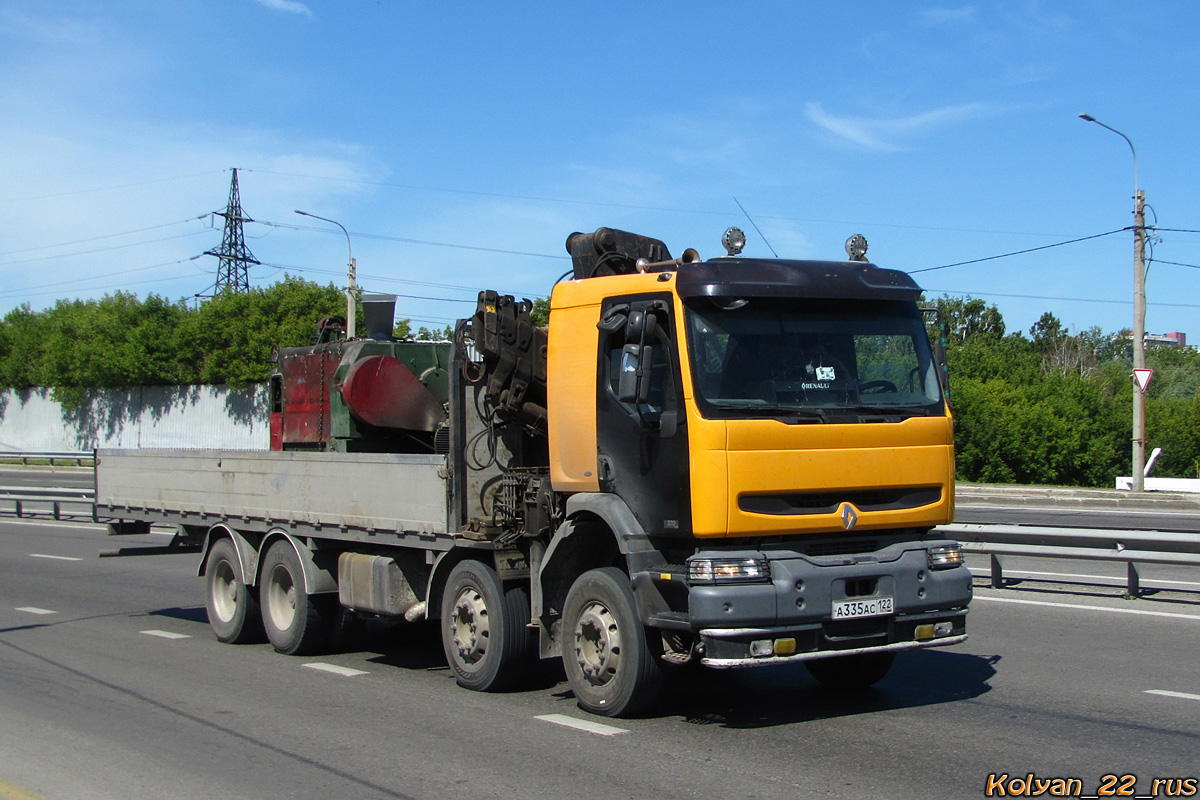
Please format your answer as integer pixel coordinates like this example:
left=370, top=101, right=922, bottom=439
left=95, top=449, right=454, bottom=548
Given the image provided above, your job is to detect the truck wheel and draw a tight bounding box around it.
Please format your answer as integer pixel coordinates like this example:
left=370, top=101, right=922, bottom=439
left=204, top=538, right=265, bottom=644
left=561, top=567, right=663, bottom=717
left=440, top=559, right=531, bottom=692
left=260, top=540, right=334, bottom=656
left=805, top=652, right=895, bottom=690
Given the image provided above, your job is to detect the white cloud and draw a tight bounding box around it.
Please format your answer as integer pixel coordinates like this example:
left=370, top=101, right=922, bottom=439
left=805, top=102, right=996, bottom=151
left=918, top=6, right=977, bottom=26
left=253, top=0, right=313, bottom=18
left=0, top=7, right=104, bottom=45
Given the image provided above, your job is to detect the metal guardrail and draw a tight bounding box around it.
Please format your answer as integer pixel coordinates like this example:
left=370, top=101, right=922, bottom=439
left=1, top=452, right=1197, bottom=596
left=0, top=486, right=96, bottom=521
left=942, top=523, right=1200, bottom=597
left=0, top=451, right=93, bottom=466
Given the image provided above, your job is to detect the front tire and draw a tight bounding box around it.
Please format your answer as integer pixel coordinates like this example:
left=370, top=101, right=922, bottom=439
left=561, top=567, right=663, bottom=717
left=259, top=539, right=334, bottom=656
left=805, top=651, right=895, bottom=690
left=440, top=559, right=532, bottom=692
left=204, top=537, right=264, bottom=644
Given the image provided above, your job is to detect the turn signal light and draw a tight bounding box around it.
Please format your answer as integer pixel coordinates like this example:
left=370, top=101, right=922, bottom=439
left=927, top=544, right=963, bottom=570
left=688, top=557, right=770, bottom=584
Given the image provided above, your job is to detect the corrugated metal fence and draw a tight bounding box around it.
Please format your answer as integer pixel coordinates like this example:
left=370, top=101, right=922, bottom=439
left=0, top=385, right=269, bottom=451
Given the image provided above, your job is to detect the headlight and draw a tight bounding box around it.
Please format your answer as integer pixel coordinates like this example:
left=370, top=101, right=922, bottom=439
left=688, top=557, right=770, bottom=584
left=927, top=544, right=963, bottom=570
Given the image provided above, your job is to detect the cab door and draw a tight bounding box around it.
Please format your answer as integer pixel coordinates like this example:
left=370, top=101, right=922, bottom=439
left=595, top=293, right=690, bottom=537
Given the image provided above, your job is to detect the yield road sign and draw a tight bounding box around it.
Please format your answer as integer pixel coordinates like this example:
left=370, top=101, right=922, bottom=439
left=1133, top=368, right=1153, bottom=393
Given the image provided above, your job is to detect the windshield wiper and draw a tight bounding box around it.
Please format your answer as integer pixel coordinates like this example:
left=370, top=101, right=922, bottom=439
left=711, top=402, right=829, bottom=423
left=835, top=404, right=937, bottom=417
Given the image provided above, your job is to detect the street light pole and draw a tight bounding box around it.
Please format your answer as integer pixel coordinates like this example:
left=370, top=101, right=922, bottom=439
left=295, top=210, right=357, bottom=339
left=1079, top=113, right=1147, bottom=491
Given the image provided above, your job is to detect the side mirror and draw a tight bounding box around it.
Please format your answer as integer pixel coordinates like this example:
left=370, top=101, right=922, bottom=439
left=617, top=344, right=654, bottom=403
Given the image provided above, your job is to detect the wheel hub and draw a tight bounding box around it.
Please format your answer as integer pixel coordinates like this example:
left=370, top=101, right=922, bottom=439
left=212, top=562, right=237, bottom=622
left=450, top=588, right=489, bottom=664
left=573, top=601, right=621, bottom=686
left=267, top=564, right=297, bottom=631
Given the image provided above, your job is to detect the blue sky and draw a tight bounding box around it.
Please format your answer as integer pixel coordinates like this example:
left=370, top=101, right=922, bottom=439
left=2, top=1, right=1198, bottom=339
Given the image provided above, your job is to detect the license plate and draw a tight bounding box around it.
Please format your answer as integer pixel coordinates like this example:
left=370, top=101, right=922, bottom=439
left=832, top=596, right=894, bottom=619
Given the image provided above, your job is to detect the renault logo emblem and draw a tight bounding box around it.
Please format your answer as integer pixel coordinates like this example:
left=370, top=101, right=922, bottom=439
left=839, top=503, right=859, bottom=530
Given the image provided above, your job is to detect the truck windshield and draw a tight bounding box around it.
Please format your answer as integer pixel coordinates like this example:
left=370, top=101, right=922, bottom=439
left=684, top=297, right=945, bottom=421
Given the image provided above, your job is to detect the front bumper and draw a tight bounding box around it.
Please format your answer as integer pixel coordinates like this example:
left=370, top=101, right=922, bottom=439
left=682, top=538, right=972, bottom=667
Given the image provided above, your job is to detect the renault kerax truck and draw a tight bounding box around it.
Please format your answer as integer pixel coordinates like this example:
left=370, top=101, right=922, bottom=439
left=96, top=226, right=971, bottom=717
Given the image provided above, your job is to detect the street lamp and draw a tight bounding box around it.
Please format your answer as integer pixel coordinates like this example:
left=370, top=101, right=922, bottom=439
left=1079, top=113, right=1147, bottom=491
left=295, top=210, right=358, bottom=339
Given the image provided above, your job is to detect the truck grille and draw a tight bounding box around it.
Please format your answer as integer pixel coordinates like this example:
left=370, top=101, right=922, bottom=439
left=739, top=486, right=941, bottom=516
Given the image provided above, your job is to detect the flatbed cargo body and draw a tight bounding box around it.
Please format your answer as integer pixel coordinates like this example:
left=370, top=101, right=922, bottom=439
left=95, top=448, right=456, bottom=550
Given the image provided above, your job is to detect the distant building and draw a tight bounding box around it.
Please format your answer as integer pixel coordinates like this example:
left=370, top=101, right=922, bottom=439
left=1145, top=331, right=1187, bottom=348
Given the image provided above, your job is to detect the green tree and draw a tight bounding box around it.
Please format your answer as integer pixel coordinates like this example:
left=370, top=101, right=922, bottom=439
left=530, top=297, right=550, bottom=327
left=931, top=295, right=1006, bottom=345
left=179, top=277, right=345, bottom=386
left=0, top=304, right=48, bottom=389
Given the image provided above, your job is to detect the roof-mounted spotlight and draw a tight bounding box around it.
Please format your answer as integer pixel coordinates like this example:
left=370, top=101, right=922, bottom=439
left=722, top=227, right=746, bottom=257
left=845, top=234, right=868, bottom=262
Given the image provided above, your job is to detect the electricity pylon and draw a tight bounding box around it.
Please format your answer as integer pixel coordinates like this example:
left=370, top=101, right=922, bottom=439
left=205, top=169, right=259, bottom=294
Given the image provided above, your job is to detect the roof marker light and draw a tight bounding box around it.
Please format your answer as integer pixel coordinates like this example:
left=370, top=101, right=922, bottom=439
left=722, top=227, right=746, bottom=257
left=845, top=234, right=868, bottom=261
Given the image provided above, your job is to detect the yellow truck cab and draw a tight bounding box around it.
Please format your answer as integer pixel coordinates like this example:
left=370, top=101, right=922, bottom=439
left=539, top=227, right=970, bottom=714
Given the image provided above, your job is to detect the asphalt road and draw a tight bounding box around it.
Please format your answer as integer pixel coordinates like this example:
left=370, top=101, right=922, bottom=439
left=2, top=517, right=1198, bottom=800
left=0, top=468, right=93, bottom=492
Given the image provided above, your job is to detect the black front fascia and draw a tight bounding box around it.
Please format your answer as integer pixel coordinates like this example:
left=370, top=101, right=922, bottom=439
left=595, top=293, right=691, bottom=538
left=675, top=258, right=923, bottom=302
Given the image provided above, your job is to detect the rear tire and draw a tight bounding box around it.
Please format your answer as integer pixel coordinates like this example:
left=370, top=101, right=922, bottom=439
left=805, top=652, right=895, bottom=690
left=204, top=537, right=265, bottom=644
left=440, top=559, right=532, bottom=692
left=259, top=539, right=334, bottom=656
left=561, top=567, right=663, bottom=717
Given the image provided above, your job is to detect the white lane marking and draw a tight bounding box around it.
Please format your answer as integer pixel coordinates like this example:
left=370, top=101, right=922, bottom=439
left=1145, top=690, right=1200, bottom=702
left=969, top=567, right=1200, bottom=589
left=303, top=663, right=369, bottom=677
left=974, top=595, right=1200, bottom=621
left=14, top=607, right=57, bottom=615
left=141, top=630, right=190, bottom=640
left=29, top=553, right=83, bottom=562
left=535, top=714, right=629, bottom=736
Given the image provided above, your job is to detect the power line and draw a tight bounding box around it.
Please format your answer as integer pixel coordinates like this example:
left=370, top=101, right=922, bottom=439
left=0, top=256, right=205, bottom=297
left=254, top=260, right=531, bottom=302
left=265, top=220, right=568, bottom=260
left=910, top=229, right=1130, bottom=274
left=926, top=287, right=1200, bottom=310
left=1150, top=259, right=1200, bottom=270
left=0, top=230, right=211, bottom=268
left=247, top=168, right=1094, bottom=239
left=1, top=258, right=210, bottom=300
left=0, top=217, right=208, bottom=258
left=1, top=170, right=228, bottom=204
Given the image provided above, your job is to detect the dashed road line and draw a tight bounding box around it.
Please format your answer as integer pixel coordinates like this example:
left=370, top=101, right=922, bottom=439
left=1145, top=689, right=1200, bottom=702
left=303, top=663, right=369, bottom=677
left=28, top=553, right=83, bottom=562
left=13, top=607, right=56, bottom=616
left=535, top=714, right=629, bottom=736
left=141, top=630, right=191, bottom=640
left=974, top=594, right=1200, bottom=621
left=0, top=776, right=50, bottom=800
